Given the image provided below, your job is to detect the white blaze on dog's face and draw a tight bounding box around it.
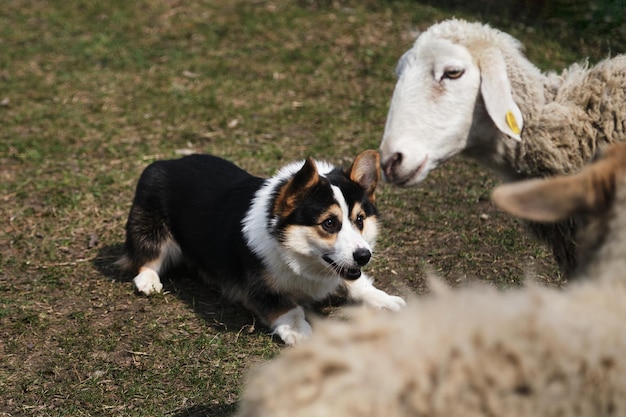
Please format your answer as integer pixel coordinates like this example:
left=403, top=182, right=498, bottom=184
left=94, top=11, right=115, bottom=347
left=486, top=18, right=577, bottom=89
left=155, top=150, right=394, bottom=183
left=380, top=37, right=482, bottom=186
left=272, top=150, right=380, bottom=281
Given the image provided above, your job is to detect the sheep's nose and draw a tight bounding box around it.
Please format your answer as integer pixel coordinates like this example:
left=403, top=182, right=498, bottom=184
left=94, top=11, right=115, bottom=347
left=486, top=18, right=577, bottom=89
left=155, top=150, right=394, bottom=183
left=353, top=248, right=372, bottom=266
left=382, top=152, right=403, bottom=183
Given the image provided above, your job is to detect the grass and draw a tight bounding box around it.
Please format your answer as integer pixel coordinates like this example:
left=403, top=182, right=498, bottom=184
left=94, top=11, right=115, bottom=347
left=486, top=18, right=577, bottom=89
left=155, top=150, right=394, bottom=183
left=1, top=0, right=624, bottom=415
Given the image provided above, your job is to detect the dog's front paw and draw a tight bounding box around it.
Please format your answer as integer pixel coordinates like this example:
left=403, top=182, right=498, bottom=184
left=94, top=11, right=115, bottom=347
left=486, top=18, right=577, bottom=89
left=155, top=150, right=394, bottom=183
left=271, top=306, right=313, bottom=346
left=133, top=269, right=163, bottom=296
left=357, top=286, right=406, bottom=311
left=369, top=293, right=406, bottom=311
left=346, top=275, right=406, bottom=311
left=274, top=324, right=313, bottom=346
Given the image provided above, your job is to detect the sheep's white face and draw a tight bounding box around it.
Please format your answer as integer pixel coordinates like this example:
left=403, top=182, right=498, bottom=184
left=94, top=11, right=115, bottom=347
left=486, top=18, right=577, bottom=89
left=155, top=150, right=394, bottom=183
left=380, top=38, right=481, bottom=186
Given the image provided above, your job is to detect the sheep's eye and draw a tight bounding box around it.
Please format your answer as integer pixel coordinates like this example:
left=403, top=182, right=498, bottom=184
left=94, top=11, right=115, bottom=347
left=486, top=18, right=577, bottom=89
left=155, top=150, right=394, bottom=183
left=321, top=216, right=340, bottom=233
left=443, top=68, right=464, bottom=80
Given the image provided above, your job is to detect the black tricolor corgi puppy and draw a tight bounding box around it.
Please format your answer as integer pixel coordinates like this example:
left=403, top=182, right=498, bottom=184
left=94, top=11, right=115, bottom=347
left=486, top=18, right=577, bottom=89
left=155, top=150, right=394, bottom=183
left=118, top=150, right=405, bottom=345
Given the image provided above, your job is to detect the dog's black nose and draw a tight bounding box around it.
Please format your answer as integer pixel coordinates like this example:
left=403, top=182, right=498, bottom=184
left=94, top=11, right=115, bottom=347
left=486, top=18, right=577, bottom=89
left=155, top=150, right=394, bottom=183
left=353, top=248, right=371, bottom=266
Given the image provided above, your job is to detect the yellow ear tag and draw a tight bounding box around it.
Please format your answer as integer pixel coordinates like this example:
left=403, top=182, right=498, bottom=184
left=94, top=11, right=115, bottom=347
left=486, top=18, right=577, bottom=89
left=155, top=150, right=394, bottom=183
left=505, top=110, right=521, bottom=135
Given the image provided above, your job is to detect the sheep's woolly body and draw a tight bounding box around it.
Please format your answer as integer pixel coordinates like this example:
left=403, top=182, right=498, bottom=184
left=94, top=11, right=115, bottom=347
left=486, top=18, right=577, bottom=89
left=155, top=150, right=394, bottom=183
left=509, top=57, right=626, bottom=178
left=506, top=54, right=625, bottom=274
left=238, top=282, right=626, bottom=417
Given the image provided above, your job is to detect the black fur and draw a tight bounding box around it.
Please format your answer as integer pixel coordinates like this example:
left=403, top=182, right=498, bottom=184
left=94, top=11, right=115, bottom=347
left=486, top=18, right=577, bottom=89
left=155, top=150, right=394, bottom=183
left=124, top=155, right=265, bottom=294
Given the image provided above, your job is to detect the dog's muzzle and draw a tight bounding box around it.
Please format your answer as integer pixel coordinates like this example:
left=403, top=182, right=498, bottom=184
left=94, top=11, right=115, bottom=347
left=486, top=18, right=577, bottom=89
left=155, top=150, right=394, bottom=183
left=323, top=249, right=371, bottom=280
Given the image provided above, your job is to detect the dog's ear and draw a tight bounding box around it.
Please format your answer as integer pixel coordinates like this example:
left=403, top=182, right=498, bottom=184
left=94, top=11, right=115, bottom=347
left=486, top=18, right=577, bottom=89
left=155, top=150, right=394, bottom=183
left=274, top=158, right=320, bottom=217
left=349, top=150, right=380, bottom=200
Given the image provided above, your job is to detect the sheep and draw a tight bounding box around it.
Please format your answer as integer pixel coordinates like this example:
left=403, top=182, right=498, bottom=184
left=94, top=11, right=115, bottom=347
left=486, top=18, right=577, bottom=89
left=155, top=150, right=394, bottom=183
left=379, top=18, right=626, bottom=275
left=236, top=142, right=626, bottom=417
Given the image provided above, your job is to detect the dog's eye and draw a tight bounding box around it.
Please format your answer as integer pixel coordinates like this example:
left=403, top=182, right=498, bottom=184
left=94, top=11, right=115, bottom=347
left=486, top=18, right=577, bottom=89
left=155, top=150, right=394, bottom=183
left=321, top=217, right=340, bottom=233
left=354, top=213, right=365, bottom=230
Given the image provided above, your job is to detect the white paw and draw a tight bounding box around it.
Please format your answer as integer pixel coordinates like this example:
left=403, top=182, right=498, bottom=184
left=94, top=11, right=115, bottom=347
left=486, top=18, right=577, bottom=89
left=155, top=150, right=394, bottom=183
left=346, top=275, right=406, bottom=311
left=365, top=292, right=406, bottom=311
left=275, top=324, right=313, bottom=346
left=271, top=306, right=313, bottom=346
left=133, top=269, right=163, bottom=296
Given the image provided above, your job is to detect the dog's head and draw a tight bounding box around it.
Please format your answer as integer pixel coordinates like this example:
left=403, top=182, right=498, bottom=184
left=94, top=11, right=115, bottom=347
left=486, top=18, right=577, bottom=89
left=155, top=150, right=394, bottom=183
left=272, top=150, right=380, bottom=281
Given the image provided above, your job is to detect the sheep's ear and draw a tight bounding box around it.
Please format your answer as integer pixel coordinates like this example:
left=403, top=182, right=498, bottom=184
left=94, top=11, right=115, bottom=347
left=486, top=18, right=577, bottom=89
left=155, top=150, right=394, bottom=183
left=491, top=177, right=584, bottom=222
left=491, top=161, right=616, bottom=223
left=395, top=49, right=413, bottom=77
left=348, top=150, right=380, bottom=200
left=479, top=48, right=523, bottom=141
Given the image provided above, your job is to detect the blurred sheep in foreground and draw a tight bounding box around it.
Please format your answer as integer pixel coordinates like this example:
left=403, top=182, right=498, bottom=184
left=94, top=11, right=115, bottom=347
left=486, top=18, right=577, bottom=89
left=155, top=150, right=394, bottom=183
left=237, top=142, right=626, bottom=417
